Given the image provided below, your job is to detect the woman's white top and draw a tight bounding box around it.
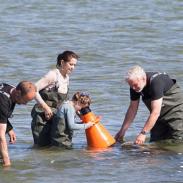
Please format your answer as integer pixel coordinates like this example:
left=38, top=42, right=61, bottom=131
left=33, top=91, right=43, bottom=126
left=35, top=69, right=69, bottom=105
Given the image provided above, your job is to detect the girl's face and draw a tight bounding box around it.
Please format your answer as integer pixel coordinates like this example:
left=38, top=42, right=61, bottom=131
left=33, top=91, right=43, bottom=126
left=74, top=102, right=88, bottom=112
left=61, top=58, right=77, bottom=76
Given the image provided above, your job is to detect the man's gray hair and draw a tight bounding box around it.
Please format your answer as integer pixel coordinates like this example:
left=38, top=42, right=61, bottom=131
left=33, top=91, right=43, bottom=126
left=125, top=65, right=146, bottom=82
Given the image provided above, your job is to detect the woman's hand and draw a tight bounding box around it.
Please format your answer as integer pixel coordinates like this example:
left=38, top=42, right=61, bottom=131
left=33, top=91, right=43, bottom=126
left=44, top=105, right=53, bottom=120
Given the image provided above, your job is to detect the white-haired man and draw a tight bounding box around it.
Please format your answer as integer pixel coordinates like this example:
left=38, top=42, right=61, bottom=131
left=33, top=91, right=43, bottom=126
left=115, top=65, right=183, bottom=144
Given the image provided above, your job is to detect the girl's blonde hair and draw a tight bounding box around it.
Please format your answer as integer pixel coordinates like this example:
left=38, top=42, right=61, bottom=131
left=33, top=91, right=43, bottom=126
left=72, top=92, right=91, bottom=106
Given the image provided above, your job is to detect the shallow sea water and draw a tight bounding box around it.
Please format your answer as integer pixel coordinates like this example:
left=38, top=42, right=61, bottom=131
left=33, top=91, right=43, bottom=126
left=0, top=0, right=183, bottom=182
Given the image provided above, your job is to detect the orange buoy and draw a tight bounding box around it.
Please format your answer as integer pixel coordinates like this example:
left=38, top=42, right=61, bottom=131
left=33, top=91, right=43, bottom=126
left=80, top=107, right=116, bottom=148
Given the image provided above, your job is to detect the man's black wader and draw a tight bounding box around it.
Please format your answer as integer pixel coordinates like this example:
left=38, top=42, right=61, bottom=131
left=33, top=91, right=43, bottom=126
left=142, top=74, right=183, bottom=142
left=31, top=89, right=68, bottom=147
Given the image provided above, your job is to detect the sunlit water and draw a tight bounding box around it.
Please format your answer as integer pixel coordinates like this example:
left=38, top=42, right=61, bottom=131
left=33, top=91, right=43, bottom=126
left=0, top=0, right=183, bottom=182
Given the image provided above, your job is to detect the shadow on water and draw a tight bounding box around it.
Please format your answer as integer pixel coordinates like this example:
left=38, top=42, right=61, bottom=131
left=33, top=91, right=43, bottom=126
left=154, top=141, right=183, bottom=154
left=121, top=140, right=183, bottom=155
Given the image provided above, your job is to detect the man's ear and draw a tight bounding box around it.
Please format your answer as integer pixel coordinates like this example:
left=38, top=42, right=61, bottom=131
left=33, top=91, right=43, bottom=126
left=142, top=76, right=146, bottom=82
left=15, top=90, right=21, bottom=99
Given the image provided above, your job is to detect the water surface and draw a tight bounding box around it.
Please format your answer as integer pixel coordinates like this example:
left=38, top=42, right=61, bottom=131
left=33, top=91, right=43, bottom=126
left=0, top=0, right=183, bottom=182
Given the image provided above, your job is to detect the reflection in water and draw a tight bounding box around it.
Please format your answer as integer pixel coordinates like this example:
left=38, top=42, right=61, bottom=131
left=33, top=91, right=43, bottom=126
left=155, top=141, right=183, bottom=154
left=84, top=146, right=115, bottom=160
left=122, top=141, right=183, bottom=154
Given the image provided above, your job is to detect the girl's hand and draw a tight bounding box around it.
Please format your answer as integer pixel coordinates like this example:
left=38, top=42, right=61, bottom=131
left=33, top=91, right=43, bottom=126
left=85, top=121, right=95, bottom=129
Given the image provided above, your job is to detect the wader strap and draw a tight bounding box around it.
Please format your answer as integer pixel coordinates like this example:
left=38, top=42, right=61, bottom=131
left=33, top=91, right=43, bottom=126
left=0, top=83, right=11, bottom=98
left=142, top=72, right=168, bottom=112
left=0, top=91, right=10, bottom=98
left=150, top=72, right=167, bottom=84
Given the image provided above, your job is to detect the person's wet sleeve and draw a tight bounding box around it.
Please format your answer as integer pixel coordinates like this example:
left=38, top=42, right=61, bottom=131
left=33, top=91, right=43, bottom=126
left=66, top=105, right=85, bottom=130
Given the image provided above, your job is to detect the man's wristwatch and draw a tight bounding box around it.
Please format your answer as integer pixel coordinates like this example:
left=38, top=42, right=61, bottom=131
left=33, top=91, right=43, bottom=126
left=140, top=130, right=147, bottom=135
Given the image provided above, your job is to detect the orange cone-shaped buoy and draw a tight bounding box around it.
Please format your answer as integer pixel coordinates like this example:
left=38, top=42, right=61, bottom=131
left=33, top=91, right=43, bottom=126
left=80, top=107, right=116, bottom=148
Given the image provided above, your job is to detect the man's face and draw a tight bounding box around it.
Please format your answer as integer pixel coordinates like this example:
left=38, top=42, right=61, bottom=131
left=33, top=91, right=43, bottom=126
left=128, top=77, right=146, bottom=93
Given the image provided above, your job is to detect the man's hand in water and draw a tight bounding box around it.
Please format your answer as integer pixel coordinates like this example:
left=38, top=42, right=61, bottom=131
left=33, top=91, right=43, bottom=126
left=8, top=129, right=16, bottom=144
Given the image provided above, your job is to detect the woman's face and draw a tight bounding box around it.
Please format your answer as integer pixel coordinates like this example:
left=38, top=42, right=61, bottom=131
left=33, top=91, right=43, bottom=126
left=61, top=58, right=77, bottom=76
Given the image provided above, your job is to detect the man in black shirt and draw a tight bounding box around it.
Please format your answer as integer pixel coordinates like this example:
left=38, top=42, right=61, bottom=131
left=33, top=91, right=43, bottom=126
left=0, top=81, right=36, bottom=167
left=115, top=65, right=183, bottom=144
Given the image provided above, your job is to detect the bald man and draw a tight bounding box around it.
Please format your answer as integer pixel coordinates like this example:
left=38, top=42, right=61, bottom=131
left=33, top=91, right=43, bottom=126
left=0, top=81, right=36, bottom=167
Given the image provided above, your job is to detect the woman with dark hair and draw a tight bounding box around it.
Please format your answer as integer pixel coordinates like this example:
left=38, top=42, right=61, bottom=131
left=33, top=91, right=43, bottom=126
left=31, top=50, right=79, bottom=147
